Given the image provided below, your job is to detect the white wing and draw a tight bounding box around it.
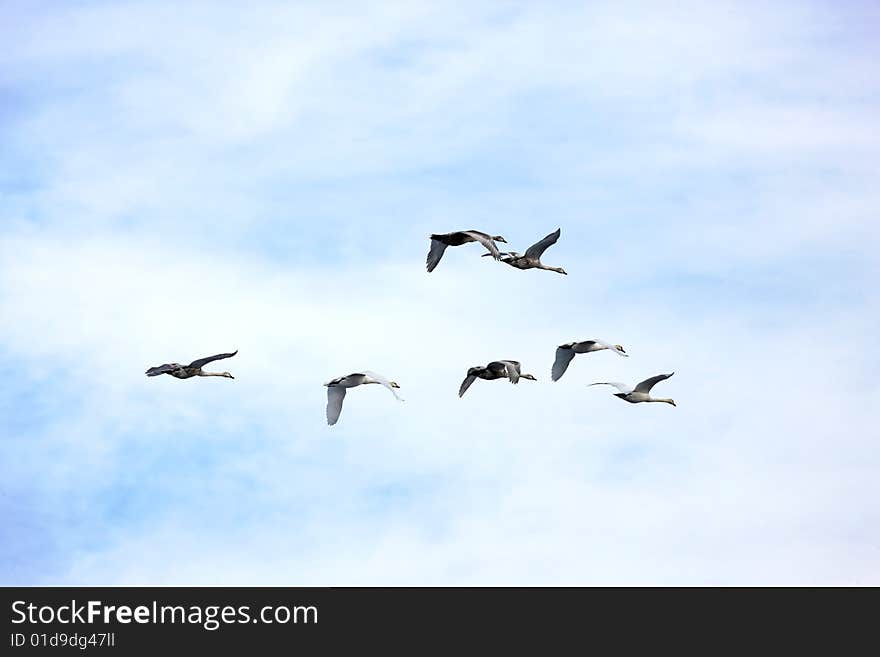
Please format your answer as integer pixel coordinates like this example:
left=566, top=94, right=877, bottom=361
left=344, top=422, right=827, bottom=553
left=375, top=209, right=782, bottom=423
left=592, top=338, right=628, bottom=357
left=501, top=360, right=521, bottom=384
left=426, top=239, right=449, bottom=272
left=459, top=374, right=477, bottom=398
left=363, top=371, right=404, bottom=401
left=326, top=386, right=346, bottom=425
left=462, top=231, right=501, bottom=260
left=589, top=381, right=634, bottom=394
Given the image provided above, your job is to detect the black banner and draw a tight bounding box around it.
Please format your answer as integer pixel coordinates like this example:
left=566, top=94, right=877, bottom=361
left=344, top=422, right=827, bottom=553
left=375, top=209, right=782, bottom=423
left=1, top=587, right=872, bottom=653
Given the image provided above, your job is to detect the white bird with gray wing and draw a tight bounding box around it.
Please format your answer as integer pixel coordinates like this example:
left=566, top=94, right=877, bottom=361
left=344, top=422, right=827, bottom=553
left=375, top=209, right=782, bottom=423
left=590, top=372, right=676, bottom=406
left=324, top=371, right=404, bottom=426
left=552, top=339, right=628, bottom=382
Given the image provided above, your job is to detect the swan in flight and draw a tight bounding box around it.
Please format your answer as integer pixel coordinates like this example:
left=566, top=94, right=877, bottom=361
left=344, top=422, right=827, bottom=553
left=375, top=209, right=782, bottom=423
left=145, top=351, right=238, bottom=379
left=426, top=230, right=507, bottom=272
left=590, top=372, right=676, bottom=406
left=552, top=339, right=628, bottom=381
left=459, top=360, right=537, bottom=397
left=483, top=228, right=567, bottom=275
left=325, top=371, right=403, bottom=426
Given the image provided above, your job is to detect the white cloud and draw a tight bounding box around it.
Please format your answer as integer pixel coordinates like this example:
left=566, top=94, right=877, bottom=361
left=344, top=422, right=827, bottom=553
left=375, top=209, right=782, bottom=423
left=1, top=229, right=877, bottom=585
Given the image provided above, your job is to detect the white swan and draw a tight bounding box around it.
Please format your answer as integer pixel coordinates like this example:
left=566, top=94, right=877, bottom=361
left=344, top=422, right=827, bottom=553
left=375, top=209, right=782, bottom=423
left=325, top=371, right=403, bottom=425
left=552, top=339, right=627, bottom=381
left=590, top=372, right=676, bottom=406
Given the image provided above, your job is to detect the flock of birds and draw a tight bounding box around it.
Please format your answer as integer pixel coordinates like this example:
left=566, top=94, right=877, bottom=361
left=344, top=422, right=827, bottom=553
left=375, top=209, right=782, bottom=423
left=146, top=227, right=676, bottom=425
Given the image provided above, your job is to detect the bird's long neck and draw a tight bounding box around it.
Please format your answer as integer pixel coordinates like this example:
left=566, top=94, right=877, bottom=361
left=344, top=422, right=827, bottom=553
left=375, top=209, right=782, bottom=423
left=199, top=371, right=229, bottom=378
left=540, top=264, right=566, bottom=274
left=649, top=397, right=676, bottom=406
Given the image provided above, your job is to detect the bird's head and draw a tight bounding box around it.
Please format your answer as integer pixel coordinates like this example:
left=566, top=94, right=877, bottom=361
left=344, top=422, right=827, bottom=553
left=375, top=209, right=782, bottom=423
left=521, top=373, right=538, bottom=381
left=222, top=372, right=234, bottom=379
left=467, top=366, right=483, bottom=376
left=615, top=345, right=627, bottom=354
left=493, top=235, right=508, bottom=244
left=390, top=381, right=401, bottom=389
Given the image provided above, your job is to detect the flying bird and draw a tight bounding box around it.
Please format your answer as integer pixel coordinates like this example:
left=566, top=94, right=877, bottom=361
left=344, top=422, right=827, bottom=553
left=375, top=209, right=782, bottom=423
left=552, top=339, right=628, bottom=382
left=325, top=371, right=403, bottom=426
left=145, top=351, right=238, bottom=379
left=426, top=230, right=507, bottom=272
left=483, top=228, right=567, bottom=275
left=459, top=360, right=537, bottom=398
left=590, top=372, right=676, bottom=406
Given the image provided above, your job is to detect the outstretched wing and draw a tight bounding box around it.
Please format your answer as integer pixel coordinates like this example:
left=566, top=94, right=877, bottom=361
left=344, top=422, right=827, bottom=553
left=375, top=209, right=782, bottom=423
left=551, top=347, right=576, bottom=381
left=634, top=372, right=674, bottom=394
left=459, top=374, right=477, bottom=398
left=363, top=371, right=404, bottom=401
left=462, top=231, right=501, bottom=260
left=524, top=228, right=561, bottom=260
left=145, top=363, right=178, bottom=377
left=188, top=350, right=238, bottom=369
left=426, top=239, right=450, bottom=272
left=326, top=386, right=347, bottom=425
left=589, top=381, right=634, bottom=394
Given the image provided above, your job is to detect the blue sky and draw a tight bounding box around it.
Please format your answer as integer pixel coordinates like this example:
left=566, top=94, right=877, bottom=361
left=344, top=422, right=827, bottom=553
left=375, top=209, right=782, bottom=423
left=1, top=0, right=878, bottom=585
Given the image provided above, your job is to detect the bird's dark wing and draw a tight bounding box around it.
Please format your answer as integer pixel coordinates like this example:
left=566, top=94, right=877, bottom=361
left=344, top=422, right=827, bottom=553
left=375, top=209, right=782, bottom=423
left=634, top=372, right=674, bottom=394
left=551, top=347, right=576, bottom=381
left=524, top=228, right=561, bottom=260
left=486, top=361, right=508, bottom=376
left=458, top=374, right=478, bottom=398
left=145, top=363, right=178, bottom=377
left=426, top=239, right=450, bottom=272
left=188, top=350, right=238, bottom=369
left=571, top=340, right=598, bottom=353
